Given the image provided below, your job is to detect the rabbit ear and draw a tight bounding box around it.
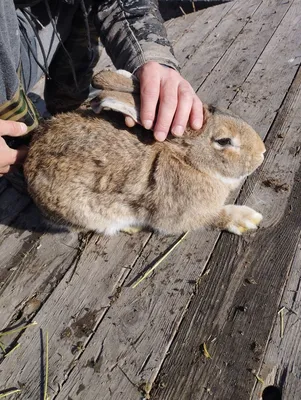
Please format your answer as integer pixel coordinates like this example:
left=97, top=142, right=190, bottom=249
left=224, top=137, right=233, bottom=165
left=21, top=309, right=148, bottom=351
left=178, top=104, right=211, bottom=139
left=202, top=104, right=213, bottom=124
left=92, top=70, right=140, bottom=94
left=90, top=90, right=141, bottom=124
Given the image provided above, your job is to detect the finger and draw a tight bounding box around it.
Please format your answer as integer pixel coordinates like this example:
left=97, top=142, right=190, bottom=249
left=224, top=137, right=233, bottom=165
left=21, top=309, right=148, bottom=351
left=1, top=145, right=28, bottom=166
left=0, top=165, right=11, bottom=176
left=153, top=82, right=178, bottom=142
left=0, top=120, right=27, bottom=137
left=139, top=70, right=160, bottom=130
left=171, top=83, right=194, bottom=137
left=13, top=145, right=28, bottom=165
left=125, top=116, right=136, bottom=128
left=189, top=96, right=204, bottom=130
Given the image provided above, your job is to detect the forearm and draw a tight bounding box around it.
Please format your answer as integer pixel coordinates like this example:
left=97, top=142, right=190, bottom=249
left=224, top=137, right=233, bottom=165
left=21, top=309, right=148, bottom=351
left=94, top=0, right=179, bottom=72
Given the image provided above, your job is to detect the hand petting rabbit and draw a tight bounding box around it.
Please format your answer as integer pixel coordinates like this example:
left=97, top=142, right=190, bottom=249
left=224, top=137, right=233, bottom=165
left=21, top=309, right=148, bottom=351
left=24, top=70, right=265, bottom=236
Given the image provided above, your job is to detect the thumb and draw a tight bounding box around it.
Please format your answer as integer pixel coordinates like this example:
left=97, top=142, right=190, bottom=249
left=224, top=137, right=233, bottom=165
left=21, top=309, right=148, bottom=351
left=0, top=120, right=28, bottom=137
left=125, top=116, right=136, bottom=128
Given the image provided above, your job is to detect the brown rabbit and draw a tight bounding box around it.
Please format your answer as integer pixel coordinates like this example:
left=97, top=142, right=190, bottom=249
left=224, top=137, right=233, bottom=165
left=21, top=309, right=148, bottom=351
left=24, top=70, right=265, bottom=235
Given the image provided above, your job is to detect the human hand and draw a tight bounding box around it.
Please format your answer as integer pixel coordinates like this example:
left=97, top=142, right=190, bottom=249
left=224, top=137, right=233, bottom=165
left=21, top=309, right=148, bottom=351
left=125, top=61, right=203, bottom=141
left=0, top=120, right=28, bottom=176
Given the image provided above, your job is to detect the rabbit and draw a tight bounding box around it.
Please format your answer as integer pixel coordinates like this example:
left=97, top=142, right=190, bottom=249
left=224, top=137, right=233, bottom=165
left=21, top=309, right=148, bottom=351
left=24, top=69, right=266, bottom=236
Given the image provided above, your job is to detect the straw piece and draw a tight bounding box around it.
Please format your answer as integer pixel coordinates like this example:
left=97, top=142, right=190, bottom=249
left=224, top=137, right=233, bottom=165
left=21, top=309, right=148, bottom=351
left=0, top=390, right=22, bottom=398
left=251, top=369, right=264, bottom=385
left=132, top=232, right=189, bottom=288
left=0, top=321, right=38, bottom=338
left=202, top=343, right=212, bottom=359
left=4, top=343, right=21, bottom=358
left=278, top=307, right=285, bottom=338
left=44, top=331, right=49, bottom=400
left=0, top=341, right=6, bottom=353
left=179, top=6, right=186, bottom=16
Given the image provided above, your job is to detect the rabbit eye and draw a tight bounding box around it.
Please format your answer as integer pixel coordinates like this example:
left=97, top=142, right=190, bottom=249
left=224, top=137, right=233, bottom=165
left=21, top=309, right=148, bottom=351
left=215, top=138, right=233, bottom=146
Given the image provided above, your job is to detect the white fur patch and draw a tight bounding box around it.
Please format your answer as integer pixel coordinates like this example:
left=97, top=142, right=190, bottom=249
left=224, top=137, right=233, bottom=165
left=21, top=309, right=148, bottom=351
left=116, top=69, right=135, bottom=79
left=80, top=212, right=143, bottom=236
left=103, top=218, right=143, bottom=235
left=214, top=173, right=245, bottom=186
left=115, top=70, right=139, bottom=84
left=95, top=97, right=140, bottom=123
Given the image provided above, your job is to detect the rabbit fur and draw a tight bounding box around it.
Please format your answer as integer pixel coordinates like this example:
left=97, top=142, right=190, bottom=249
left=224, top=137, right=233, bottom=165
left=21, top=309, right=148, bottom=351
left=24, top=70, right=266, bottom=236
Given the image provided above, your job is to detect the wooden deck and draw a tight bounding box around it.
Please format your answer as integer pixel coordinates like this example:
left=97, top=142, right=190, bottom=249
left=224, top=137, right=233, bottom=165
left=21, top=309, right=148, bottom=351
left=1, top=0, right=301, bottom=399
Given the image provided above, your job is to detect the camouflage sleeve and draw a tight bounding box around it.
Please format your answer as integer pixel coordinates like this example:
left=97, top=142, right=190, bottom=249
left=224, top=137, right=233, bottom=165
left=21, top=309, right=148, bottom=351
left=0, top=0, right=39, bottom=133
left=93, top=0, right=179, bottom=73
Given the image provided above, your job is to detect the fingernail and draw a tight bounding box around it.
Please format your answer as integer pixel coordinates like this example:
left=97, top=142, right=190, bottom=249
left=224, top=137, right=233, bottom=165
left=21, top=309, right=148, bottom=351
left=172, top=125, right=184, bottom=136
left=155, top=131, right=166, bottom=142
left=191, top=119, right=202, bottom=130
left=20, top=123, right=28, bottom=133
left=143, top=120, right=153, bottom=130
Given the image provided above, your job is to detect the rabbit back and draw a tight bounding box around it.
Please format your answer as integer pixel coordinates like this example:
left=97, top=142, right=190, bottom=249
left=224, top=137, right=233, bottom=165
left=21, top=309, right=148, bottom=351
left=24, top=109, right=230, bottom=234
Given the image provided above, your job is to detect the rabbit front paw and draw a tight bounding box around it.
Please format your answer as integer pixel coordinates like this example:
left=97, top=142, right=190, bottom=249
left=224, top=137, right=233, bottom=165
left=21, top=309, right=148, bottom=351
left=220, top=205, right=263, bottom=235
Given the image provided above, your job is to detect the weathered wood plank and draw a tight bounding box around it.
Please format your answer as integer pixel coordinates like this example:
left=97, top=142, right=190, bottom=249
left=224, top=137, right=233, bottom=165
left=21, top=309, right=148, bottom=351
left=0, top=186, right=81, bottom=332
left=171, top=1, right=237, bottom=66
left=181, top=0, right=264, bottom=90
left=248, top=65, right=301, bottom=400
left=165, top=8, right=206, bottom=46
left=54, top=230, right=220, bottom=400
left=0, top=232, right=152, bottom=399
left=229, top=1, right=301, bottom=135
left=151, top=47, right=301, bottom=400
left=0, top=205, right=79, bottom=329
left=195, top=0, right=293, bottom=108
left=250, top=236, right=301, bottom=400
